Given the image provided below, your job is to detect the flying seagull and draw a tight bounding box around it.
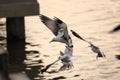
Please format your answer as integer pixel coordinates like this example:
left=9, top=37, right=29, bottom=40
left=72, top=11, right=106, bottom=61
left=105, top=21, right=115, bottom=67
left=88, top=42, right=106, bottom=59
left=58, top=45, right=74, bottom=71
left=109, top=25, right=120, bottom=33
left=71, top=30, right=106, bottom=59
left=40, top=14, right=73, bottom=47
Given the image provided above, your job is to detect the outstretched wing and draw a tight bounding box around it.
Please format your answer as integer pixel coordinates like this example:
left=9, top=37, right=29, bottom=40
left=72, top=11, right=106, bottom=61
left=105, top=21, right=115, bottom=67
left=40, top=14, right=59, bottom=36
left=90, top=43, right=106, bottom=58
left=70, top=30, right=85, bottom=41
left=54, top=17, right=70, bottom=41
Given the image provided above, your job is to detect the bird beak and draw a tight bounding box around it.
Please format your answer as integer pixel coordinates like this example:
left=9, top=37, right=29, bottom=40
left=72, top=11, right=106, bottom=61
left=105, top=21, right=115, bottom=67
left=65, top=45, right=68, bottom=48
left=49, top=40, right=52, bottom=43
left=70, top=30, right=73, bottom=32
left=88, top=45, right=91, bottom=47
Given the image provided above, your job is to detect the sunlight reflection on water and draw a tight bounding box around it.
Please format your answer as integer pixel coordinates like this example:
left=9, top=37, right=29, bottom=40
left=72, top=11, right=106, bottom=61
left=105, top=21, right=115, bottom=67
left=4, top=0, right=119, bottom=80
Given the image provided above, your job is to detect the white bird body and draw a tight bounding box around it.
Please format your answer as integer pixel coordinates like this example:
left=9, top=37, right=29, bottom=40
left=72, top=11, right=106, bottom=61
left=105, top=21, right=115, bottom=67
left=59, top=46, right=73, bottom=60
left=50, top=29, right=68, bottom=44
left=59, top=46, right=74, bottom=71
left=90, top=43, right=106, bottom=59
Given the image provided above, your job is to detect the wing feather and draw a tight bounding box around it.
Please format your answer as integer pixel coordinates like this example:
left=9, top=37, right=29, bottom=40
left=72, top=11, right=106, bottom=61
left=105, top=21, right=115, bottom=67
left=40, top=14, right=59, bottom=35
left=54, top=17, right=70, bottom=41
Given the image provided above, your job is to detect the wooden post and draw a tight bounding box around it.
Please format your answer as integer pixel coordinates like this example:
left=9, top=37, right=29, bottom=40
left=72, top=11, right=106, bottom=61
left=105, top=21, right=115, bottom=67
left=6, top=17, right=26, bottom=65
left=6, top=17, right=25, bottom=41
left=0, top=0, right=40, bottom=79
left=0, top=47, right=10, bottom=80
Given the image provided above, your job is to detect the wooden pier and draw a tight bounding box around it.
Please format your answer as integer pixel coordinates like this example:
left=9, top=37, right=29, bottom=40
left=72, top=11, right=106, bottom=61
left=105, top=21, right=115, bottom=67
left=0, top=0, right=40, bottom=79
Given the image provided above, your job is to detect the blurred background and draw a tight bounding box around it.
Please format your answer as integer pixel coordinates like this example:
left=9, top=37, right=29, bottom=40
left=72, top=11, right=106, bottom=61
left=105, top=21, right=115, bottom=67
left=0, top=0, right=120, bottom=80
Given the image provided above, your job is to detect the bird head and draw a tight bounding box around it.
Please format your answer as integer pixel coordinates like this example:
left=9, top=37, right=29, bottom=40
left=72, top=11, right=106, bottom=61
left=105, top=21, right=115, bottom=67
left=88, top=44, right=92, bottom=47
left=68, top=45, right=73, bottom=48
left=49, top=40, right=53, bottom=43
left=49, top=38, right=56, bottom=43
left=70, top=30, right=74, bottom=33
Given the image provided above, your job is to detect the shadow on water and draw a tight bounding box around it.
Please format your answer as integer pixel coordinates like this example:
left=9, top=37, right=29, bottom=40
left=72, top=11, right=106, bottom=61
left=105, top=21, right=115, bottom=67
left=115, top=55, right=120, bottom=60
left=49, top=76, right=66, bottom=80
left=7, top=39, right=44, bottom=80
left=0, top=49, right=10, bottom=80
left=7, top=40, right=26, bottom=65
left=25, top=49, right=44, bottom=80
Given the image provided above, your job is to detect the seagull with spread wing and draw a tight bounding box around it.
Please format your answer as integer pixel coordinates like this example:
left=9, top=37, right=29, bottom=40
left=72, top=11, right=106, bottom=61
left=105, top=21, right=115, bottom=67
left=71, top=30, right=106, bottom=59
left=40, top=45, right=74, bottom=73
left=40, top=14, right=73, bottom=47
left=58, top=45, right=74, bottom=71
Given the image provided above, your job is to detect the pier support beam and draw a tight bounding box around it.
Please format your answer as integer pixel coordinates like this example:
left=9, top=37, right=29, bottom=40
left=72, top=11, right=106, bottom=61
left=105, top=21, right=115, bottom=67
left=0, top=47, right=10, bottom=80
left=6, top=17, right=26, bottom=64
left=6, top=17, right=25, bottom=41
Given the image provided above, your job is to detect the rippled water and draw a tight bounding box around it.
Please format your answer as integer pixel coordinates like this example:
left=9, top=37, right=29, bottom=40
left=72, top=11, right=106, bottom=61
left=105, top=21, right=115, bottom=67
left=8, top=0, right=120, bottom=80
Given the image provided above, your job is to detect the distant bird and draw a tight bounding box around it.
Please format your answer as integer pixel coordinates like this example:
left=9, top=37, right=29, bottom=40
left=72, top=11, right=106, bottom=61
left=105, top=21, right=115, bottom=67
left=71, top=30, right=106, bottom=59
left=40, top=14, right=73, bottom=47
left=109, top=25, right=120, bottom=33
left=88, top=43, right=106, bottom=59
left=58, top=45, right=74, bottom=71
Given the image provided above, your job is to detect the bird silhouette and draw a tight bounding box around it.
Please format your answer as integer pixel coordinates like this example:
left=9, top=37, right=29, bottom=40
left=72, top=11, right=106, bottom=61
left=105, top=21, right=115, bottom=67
left=71, top=30, right=106, bottom=59
left=58, top=45, right=74, bottom=71
left=40, top=14, right=73, bottom=47
left=109, top=25, right=120, bottom=33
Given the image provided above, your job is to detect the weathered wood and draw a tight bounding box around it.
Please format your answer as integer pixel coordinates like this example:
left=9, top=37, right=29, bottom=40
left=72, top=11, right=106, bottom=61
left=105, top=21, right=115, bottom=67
left=0, top=46, right=10, bottom=80
left=0, top=0, right=40, bottom=17
left=6, top=17, right=25, bottom=41
left=7, top=39, right=26, bottom=65
left=0, top=0, right=35, bottom=3
left=0, top=0, right=40, bottom=79
left=6, top=17, right=26, bottom=66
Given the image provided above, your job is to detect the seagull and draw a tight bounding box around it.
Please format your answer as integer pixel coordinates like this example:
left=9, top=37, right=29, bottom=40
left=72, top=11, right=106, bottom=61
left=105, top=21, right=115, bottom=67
left=40, top=45, right=74, bottom=73
left=40, top=14, right=73, bottom=47
left=58, top=45, right=74, bottom=71
left=109, top=25, right=120, bottom=33
left=71, top=30, right=106, bottom=59
left=88, top=42, right=106, bottom=59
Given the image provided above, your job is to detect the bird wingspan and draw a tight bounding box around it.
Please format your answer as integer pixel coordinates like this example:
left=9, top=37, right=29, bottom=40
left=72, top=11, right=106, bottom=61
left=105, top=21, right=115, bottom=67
left=54, top=16, right=70, bottom=41
left=90, top=43, right=99, bottom=49
left=70, top=30, right=85, bottom=41
left=40, top=14, right=59, bottom=35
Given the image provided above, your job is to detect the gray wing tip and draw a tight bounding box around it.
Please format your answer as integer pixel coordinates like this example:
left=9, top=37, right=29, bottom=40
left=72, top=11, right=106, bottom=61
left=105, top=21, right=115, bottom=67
left=39, top=14, right=51, bottom=22
left=53, top=16, right=63, bottom=24
left=39, top=14, right=44, bottom=20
